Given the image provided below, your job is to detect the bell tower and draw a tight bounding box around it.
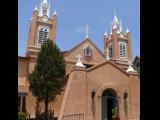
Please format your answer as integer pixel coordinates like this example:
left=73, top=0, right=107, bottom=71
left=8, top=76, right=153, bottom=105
left=104, top=13, right=132, bottom=63
left=26, top=0, right=57, bottom=58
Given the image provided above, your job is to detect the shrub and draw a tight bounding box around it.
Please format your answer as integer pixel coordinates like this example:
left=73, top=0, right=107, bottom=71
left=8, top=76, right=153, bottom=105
left=112, top=107, right=118, bottom=116
left=18, top=112, right=26, bottom=120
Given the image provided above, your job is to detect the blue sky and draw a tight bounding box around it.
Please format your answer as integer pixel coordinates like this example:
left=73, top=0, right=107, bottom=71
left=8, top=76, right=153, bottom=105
left=18, top=0, right=140, bottom=58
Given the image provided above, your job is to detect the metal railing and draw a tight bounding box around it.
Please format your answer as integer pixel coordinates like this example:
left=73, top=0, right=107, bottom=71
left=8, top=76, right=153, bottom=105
left=62, top=113, right=84, bottom=120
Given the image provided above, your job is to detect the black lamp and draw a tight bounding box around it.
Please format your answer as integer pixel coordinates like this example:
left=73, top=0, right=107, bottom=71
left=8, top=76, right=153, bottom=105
left=124, top=90, right=128, bottom=100
left=91, top=88, right=96, bottom=98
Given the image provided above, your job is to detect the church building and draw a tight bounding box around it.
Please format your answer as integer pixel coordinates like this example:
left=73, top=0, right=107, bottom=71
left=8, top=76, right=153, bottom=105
left=18, top=0, right=140, bottom=120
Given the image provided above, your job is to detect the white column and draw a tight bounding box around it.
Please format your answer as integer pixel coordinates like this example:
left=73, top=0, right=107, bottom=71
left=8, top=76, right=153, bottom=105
left=104, top=48, right=110, bottom=60
left=126, top=61, right=136, bottom=72
left=75, top=54, right=86, bottom=68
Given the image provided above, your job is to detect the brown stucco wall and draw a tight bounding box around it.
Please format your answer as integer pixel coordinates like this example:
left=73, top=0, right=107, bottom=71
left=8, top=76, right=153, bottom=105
left=58, top=62, right=140, bottom=120
left=65, top=39, right=105, bottom=64
left=129, top=75, right=140, bottom=120
left=58, top=68, right=87, bottom=120
left=18, top=57, right=28, bottom=92
left=86, top=63, right=130, bottom=120
left=65, top=61, right=75, bottom=75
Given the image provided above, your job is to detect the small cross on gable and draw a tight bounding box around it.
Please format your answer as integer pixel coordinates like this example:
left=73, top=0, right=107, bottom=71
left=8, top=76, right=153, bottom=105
left=77, top=54, right=82, bottom=62
left=85, top=24, right=90, bottom=38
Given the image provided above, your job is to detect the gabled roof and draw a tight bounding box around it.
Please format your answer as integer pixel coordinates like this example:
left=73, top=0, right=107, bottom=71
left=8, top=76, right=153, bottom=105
left=87, top=60, right=131, bottom=76
left=66, top=60, right=138, bottom=78
left=64, top=38, right=106, bottom=58
left=61, top=50, right=68, bottom=53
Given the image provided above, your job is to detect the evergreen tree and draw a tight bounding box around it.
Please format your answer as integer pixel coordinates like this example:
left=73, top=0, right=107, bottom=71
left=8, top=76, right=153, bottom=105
left=28, top=40, right=66, bottom=120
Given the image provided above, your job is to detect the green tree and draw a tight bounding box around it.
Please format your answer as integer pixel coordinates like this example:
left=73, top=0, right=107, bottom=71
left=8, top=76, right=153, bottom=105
left=28, top=40, right=66, bottom=120
left=18, top=112, right=26, bottom=120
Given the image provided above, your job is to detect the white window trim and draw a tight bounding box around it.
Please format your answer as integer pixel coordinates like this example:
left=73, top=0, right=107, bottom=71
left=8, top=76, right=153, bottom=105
left=84, top=46, right=92, bottom=57
left=36, top=25, right=49, bottom=46
left=119, top=41, right=127, bottom=58
left=108, top=43, right=112, bottom=58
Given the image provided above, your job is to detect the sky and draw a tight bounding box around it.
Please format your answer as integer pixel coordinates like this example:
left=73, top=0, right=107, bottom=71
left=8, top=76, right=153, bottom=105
left=18, top=0, right=140, bottom=58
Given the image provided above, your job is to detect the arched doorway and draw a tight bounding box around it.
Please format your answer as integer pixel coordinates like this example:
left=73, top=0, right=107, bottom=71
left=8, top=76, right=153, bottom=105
left=102, top=88, right=119, bottom=120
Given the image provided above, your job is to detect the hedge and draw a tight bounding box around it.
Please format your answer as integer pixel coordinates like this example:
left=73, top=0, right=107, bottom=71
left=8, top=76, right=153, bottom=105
left=18, top=112, right=26, bottom=120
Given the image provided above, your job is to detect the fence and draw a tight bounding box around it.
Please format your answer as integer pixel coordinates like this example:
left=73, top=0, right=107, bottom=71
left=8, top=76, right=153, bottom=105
left=62, top=114, right=84, bottom=120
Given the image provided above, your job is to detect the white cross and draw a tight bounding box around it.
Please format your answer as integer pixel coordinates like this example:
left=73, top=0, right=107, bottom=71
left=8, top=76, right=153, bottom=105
left=85, top=24, right=89, bottom=38
left=77, top=54, right=82, bottom=62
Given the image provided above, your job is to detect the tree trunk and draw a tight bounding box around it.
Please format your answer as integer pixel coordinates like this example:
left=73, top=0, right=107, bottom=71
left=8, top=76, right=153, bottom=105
left=36, top=97, right=40, bottom=120
left=45, top=96, right=49, bottom=120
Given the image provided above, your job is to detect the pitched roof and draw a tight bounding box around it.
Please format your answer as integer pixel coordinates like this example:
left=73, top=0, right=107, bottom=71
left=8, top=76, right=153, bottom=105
left=87, top=60, right=130, bottom=76
left=66, top=60, right=138, bottom=78
left=64, top=38, right=106, bottom=58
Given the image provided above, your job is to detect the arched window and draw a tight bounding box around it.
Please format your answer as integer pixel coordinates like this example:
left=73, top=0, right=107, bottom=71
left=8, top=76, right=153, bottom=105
left=119, top=41, right=127, bottom=58
left=37, top=26, right=49, bottom=45
left=84, top=46, right=92, bottom=57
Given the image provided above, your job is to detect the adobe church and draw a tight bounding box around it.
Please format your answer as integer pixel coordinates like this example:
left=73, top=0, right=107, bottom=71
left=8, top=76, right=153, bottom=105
left=18, top=0, right=140, bottom=120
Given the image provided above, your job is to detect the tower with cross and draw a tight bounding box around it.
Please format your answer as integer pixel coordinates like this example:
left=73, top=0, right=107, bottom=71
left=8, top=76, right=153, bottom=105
left=26, top=0, right=57, bottom=58
left=103, top=11, right=133, bottom=62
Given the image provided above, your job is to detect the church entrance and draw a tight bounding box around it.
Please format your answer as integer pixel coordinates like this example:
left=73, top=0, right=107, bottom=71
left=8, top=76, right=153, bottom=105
left=102, top=89, right=119, bottom=120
